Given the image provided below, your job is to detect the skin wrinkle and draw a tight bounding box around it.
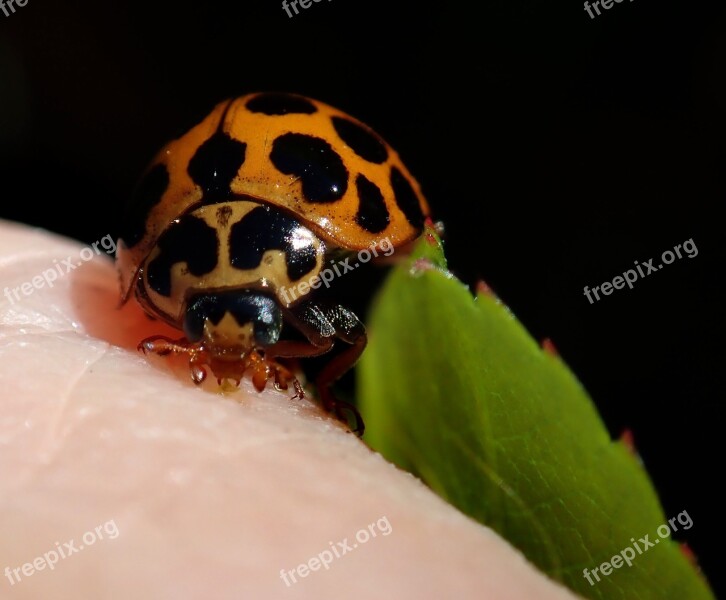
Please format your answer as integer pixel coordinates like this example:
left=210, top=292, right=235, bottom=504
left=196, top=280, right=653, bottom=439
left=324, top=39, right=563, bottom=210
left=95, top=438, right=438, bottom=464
left=38, top=343, right=111, bottom=459
left=0, top=336, right=113, bottom=495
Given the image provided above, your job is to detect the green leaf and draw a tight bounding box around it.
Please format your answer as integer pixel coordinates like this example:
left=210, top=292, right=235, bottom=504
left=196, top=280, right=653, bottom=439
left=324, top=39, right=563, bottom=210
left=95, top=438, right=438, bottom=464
left=358, top=227, right=714, bottom=600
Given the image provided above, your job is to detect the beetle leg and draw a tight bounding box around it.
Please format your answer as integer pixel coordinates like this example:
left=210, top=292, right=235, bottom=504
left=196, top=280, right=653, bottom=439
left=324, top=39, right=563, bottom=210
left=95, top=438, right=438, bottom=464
left=137, top=335, right=191, bottom=356
left=139, top=335, right=214, bottom=385
left=266, top=338, right=333, bottom=359
left=283, top=301, right=367, bottom=436
left=315, top=335, right=367, bottom=436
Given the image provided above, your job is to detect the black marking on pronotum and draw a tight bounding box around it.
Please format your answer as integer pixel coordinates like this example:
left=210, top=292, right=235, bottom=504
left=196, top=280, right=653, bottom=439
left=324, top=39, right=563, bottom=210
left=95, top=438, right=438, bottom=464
left=270, top=133, right=348, bottom=203
left=332, top=116, right=388, bottom=164
left=245, top=92, right=317, bottom=115
left=216, top=205, right=233, bottom=228
left=187, top=100, right=247, bottom=203
left=146, top=215, right=219, bottom=297
left=355, top=174, right=389, bottom=233
left=121, top=163, right=170, bottom=248
left=229, top=205, right=318, bottom=281
left=390, top=166, right=425, bottom=229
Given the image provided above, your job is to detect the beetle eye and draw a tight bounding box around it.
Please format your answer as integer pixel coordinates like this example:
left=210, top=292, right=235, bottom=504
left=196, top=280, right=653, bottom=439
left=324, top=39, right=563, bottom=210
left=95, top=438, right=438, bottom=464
left=184, top=291, right=282, bottom=347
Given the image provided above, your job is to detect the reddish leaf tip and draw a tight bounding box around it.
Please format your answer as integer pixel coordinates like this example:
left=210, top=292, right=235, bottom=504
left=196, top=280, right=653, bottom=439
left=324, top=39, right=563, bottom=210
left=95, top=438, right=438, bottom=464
left=680, top=542, right=698, bottom=565
left=475, top=280, right=496, bottom=297
left=542, top=338, right=559, bottom=357
left=620, top=429, right=636, bottom=454
left=679, top=542, right=705, bottom=580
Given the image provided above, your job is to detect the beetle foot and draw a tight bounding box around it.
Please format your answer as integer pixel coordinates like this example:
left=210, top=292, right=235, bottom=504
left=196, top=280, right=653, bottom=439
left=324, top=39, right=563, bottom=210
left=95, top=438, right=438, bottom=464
left=272, top=362, right=305, bottom=399
left=318, top=387, right=364, bottom=437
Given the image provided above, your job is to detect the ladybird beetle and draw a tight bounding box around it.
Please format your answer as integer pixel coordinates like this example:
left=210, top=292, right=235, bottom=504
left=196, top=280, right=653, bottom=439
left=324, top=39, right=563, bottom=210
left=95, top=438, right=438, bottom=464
left=116, top=92, right=430, bottom=434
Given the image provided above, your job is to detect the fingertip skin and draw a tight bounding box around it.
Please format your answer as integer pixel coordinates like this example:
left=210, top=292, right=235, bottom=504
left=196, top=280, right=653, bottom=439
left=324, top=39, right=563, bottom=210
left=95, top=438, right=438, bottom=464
left=0, top=220, right=577, bottom=600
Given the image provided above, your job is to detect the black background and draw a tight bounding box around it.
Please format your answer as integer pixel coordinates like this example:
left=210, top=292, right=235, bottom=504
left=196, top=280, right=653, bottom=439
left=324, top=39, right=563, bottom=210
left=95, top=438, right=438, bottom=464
left=1, top=0, right=723, bottom=595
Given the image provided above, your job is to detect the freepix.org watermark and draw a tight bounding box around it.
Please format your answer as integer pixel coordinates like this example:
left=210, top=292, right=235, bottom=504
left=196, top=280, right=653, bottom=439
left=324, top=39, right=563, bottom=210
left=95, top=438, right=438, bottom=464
left=4, top=519, right=119, bottom=586
left=279, top=516, right=392, bottom=587
left=584, top=0, right=635, bottom=20
left=3, top=234, right=117, bottom=305
left=0, top=0, right=29, bottom=18
left=583, top=238, right=697, bottom=304
left=582, top=510, right=693, bottom=586
left=280, top=237, right=395, bottom=305
left=281, top=0, right=331, bottom=19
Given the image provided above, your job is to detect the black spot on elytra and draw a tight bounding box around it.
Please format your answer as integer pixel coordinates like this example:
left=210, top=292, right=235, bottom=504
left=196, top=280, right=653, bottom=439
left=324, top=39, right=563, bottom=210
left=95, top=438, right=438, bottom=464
left=229, top=205, right=317, bottom=281
left=355, top=174, right=389, bottom=233
left=121, top=164, right=169, bottom=248
left=147, top=215, right=218, bottom=297
left=332, top=116, right=388, bottom=164
left=390, top=166, right=424, bottom=229
left=270, top=133, right=348, bottom=203
left=187, top=131, right=246, bottom=203
left=246, top=93, right=317, bottom=115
